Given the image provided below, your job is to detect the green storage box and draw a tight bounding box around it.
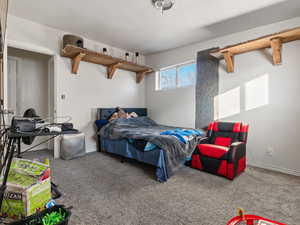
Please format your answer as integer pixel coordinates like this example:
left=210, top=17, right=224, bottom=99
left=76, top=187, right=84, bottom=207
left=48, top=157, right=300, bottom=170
left=0, top=158, right=51, bottom=220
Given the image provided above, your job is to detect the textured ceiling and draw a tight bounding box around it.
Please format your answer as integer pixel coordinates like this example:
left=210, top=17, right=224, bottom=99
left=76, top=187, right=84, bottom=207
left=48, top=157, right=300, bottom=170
left=9, top=0, right=300, bottom=54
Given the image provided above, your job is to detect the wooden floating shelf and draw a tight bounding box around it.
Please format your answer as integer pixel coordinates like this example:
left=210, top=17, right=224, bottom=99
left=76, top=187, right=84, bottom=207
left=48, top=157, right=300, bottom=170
left=61, top=45, right=153, bottom=83
left=210, top=26, right=300, bottom=73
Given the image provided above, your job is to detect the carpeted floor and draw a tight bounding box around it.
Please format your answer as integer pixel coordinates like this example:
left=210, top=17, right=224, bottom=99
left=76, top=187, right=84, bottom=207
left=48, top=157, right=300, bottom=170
left=26, top=150, right=300, bottom=225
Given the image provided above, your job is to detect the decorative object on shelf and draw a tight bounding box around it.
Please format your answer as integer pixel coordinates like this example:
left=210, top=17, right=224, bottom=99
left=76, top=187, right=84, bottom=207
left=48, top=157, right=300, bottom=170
left=152, top=0, right=175, bottom=15
left=63, top=34, right=84, bottom=48
left=135, top=52, right=140, bottom=64
left=210, top=26, right=300, bottom=73
left=61, top=45, right=153, bottom=83
left=103, top=48, right=108, bottom=55
left=125, top=52, right=130, bottom=61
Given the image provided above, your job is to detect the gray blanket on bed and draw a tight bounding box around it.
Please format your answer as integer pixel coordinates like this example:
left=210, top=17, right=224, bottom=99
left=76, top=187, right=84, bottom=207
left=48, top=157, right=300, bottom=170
left=99, top=117, right=204, bottom=178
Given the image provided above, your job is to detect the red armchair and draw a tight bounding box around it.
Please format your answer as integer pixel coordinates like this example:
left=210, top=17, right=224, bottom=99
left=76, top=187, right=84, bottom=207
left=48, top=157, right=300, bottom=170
left=191, top=121, right=249, bottom=180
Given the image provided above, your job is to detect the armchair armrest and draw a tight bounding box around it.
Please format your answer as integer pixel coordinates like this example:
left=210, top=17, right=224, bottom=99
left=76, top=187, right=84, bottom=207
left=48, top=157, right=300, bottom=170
left=192, top=137, right=209, bottom=155
left=228, top=142, right=246, bottom=162
left=230, top=141, right=244, bottom=147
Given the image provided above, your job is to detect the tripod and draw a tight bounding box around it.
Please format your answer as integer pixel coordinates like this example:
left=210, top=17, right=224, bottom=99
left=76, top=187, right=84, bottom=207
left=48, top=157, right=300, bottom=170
left=0, top=133, right=17, bottom=210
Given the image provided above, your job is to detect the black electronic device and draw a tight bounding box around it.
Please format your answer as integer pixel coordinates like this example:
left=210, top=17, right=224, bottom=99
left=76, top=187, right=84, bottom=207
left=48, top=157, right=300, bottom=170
left=61, top=123, right=74, bottom=131
left=11, top=117, right=36, bottom=133
left=10, top=108, right=42, bottom=133
left=14, top=108, right=44, bottom=145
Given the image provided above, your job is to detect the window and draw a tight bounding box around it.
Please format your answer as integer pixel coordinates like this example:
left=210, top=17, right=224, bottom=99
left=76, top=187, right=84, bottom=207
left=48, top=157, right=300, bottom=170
left=159, top=68, right=177, bottom=90
left=158, top=62, right=196, bottom=90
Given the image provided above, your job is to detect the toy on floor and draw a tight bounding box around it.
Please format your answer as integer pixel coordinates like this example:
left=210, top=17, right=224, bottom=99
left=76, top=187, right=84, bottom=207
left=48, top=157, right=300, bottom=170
left=46, top=200, right=57, bottom=209
left=227, top=209, right=287, bottom=225
left=42, top=208, right=66, bottom=225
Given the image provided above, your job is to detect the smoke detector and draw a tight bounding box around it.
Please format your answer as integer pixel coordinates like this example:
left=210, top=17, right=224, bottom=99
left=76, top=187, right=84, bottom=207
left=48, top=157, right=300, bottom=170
left=152, top=0, right=175, bottom=15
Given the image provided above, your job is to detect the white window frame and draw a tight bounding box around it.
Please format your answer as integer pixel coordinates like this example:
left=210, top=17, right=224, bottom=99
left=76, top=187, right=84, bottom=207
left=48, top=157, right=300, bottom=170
left=158, top=61, right=196, bottom=91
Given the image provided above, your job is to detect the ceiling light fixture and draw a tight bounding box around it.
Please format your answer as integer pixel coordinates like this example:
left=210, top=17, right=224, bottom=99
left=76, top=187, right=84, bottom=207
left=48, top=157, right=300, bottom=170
left=152, top=0, right=175, bottom=15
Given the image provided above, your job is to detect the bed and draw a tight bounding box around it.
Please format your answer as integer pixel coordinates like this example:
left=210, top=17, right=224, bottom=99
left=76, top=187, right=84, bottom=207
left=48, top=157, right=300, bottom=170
left=95, top=108, right=203, bottom=182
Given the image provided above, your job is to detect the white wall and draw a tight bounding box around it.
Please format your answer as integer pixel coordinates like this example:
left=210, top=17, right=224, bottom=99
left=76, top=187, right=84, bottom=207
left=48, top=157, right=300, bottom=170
left=8, top=48, right=50, bottom=116
left=7, top=15, right=146, bottom=153
left=146, top=79, right=195, bottom=128
left=8, top=47, right=50, bottom=150
left=146, top=16, right=300, bottom=176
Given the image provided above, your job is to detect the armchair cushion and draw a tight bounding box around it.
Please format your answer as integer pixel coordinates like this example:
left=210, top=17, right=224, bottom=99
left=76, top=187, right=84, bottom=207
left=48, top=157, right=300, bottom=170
left=215, top=137, right=232, bottom=147
left=198, top=144, right=229, bottom=159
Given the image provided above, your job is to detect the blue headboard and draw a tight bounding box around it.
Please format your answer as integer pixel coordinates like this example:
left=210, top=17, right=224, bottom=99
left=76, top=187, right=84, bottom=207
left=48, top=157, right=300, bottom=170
left=97, top=108, right=147, bottom=120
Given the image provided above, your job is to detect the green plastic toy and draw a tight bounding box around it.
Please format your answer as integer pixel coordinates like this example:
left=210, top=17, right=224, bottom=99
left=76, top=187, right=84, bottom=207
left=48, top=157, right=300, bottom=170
left=42, top=208, right=66, bottom=225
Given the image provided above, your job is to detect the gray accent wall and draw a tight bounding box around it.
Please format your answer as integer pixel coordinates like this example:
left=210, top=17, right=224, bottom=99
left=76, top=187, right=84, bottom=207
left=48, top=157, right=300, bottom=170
left=195, top=48, right=219, bottom=129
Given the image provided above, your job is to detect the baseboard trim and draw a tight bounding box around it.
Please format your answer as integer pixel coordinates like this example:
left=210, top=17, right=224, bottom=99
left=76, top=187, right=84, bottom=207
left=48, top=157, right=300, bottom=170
left=249, top=162, right=300, bottom=177
left=86, top=148, right=97, bottom=153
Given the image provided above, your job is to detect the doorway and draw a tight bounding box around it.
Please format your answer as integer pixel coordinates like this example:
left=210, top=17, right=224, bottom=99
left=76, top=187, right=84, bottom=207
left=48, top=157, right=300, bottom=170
left=7, top=47, right=55, bottom=153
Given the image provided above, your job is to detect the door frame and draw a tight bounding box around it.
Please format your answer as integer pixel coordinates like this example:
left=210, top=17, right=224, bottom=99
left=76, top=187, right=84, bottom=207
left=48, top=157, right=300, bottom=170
left=47, top=57, right=55, bottom=151
left=6, top=40, right=60, bottom=158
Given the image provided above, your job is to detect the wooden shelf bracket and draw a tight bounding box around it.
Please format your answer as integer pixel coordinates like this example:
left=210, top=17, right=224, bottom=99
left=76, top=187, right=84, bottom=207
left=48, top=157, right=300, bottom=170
left=270, top=38, right=282, bottom=65
left=136, top=69, right=152, bottom=83
left=222, top=51, right=234, bottom=73
left=107, top=62, right=122, bottom=79
left=71, top=53, right=86, bottom=74
left=61, top=45, right=154, bottom=83
left=210, top=26, right=300, bottom=73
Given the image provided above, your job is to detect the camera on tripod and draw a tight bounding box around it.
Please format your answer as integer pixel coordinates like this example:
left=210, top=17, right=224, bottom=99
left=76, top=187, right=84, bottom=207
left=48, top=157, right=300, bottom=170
left=10, top=117, right=40, bottom=133
left=10, top=108, right=43, bottom=133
